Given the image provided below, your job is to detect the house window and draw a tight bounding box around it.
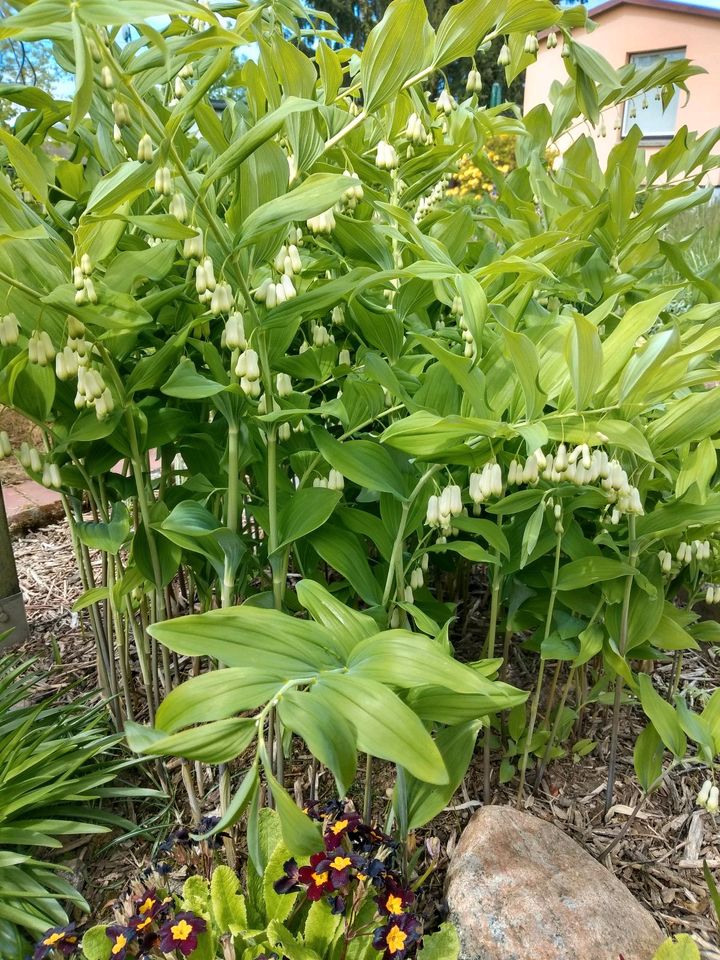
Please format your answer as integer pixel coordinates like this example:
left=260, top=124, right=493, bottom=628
left=622, top=48, right=685, bottom=141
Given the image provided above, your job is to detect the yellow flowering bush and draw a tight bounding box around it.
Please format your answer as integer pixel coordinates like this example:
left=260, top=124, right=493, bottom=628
left=446, top=136, right=516, bottom=198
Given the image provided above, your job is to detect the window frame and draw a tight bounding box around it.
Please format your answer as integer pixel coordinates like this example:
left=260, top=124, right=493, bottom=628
left=621, top=46, right=686, bottom=144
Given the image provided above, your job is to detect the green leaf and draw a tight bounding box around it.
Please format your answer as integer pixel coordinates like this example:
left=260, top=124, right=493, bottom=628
left=149, top=608, right=344, bottom=678
left=401, top=721, right=481, bottom=830
left=418, top=922, right=460, bottom=960
left=652, top=935, right=701, bottom=960
left=295, top=579, right=377, bottom=655
left=131, top=717, right=257, bottom=764
left=210, top=865, right=248, bottom=935
left=241, top=174, right=359, bottom=246
left=304, top=899, right=342, bottom=957
left=348, top=630, right=496, bottom=695
left=204, top=97, right=318, bottom=187
left=0, top=128, right=48, bottom=204
left=266, top=771, right=323, bottom=857
left=81, top=926, right=111, bottom=960
left=312, top=429, right=407, bottom=499
left=308, top=525, right=383, bottom=606
left=75, top=503, right=130, bottom=554
left=360, top=0, right=433, bottom=112
left=637, top=674, right=686, bottom=759
left=557, top=557, right=640, bottom=591
left=161, top=358, right=226, bottom=399
left=521, top=501, right=545, bottom=569
left=276, top=487, right=341, bottom=552
left=633, top=723, right=664, bottom=792
left=566, top=312, right=603, bottom=410
left=312, top=674, right=448, bottom=784
left=433, top=0, right=497, bottom=68
left=278, top=688, right=358, bottom=796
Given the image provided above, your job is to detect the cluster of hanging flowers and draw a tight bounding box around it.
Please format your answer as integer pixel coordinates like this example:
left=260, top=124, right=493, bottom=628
left=697, top=779, right=719, bottom=814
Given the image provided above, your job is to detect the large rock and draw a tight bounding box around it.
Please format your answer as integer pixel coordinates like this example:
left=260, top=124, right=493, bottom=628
left=446, top=806, right=664, bottom=960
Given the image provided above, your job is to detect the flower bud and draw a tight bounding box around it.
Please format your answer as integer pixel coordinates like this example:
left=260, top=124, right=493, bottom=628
left=170, top=192, right=187, bottom=222
left=426, top=495, right=440, bottom=527
left=154, top=166, right=172, bottom=196
left=183, top=228, right=203, bottom=260
left=706, top=585, right=715, bottom=605
left=0, top=313, right=19, bottom=346
left=375, top=140, right=398, bottom=171
left=708, top=786, right=719, bottom=814
left=137, top=133, right=153, bottom=162
left=307, top=209, right=336, bottom=234
left=524, top=33, right=539, bottom=55
left=276, top=373, right=293, bottom=397
left=328, top=469, right=344, bottom=492
left=466, top=68, right=482, bottom=94
left=404, top=585, right=414, bottom=604
left=698, top=780, right=712, bottom=807
left=555, top=443, right=568, bottom=472
left=0, top=431, right=11, bottom=459
left=29, top=447, right=42, bottom=473
left=278, top=422, right=291, bottom=442
left=338, top=349, right=351, bottom=367
left=224, top=312, right=246, bottom=351
left=100, top=65, right=114, bottom=88
left=497, top=43, right=511, bottom=67
left=95, top=386, right=114, bottom=420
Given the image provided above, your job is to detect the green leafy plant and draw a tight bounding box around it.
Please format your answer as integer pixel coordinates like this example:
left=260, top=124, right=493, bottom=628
left=1, top=0, right=719, bottom=825
left=127, top=578, right=524, bottom=855
left=0, top=655, right=155, bottom=948
left=36, top=807, right=457, bottom=960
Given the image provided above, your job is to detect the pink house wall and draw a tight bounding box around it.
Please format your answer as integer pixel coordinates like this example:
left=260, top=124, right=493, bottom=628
left=523, top=3, right=720, bottom=185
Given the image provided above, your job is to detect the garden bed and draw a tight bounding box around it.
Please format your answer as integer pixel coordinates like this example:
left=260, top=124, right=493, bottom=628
left=14, top=518, right=720, bottom=952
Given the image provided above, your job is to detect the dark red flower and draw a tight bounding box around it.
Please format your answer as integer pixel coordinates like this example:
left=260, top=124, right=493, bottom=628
left=134, top=889, right=170, bottom=919
left=105, top=925, right=134, bottom=960
left=159, top=911, right=206, bottom=956
left=327, top=894, right=346, bottom=915
left=274, top=857, right=301, bottom=894
left=33, top=925, right=80, bottom=959
left=298, top=852, right=334, bottom=900
left=372, top=914, right=422, bottom=959
left=376, top=880, right=415, bottom=917
left=323, top=813, right=361, bottom=850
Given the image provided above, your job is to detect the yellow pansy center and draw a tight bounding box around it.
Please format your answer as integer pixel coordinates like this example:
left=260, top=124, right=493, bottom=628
left=311, top=871, right=329, bottom=886
left=111, top=934, right=127, bottom=955
left=171, top=919, right=193, bottom=942
left=44, top=933, right=64, bottom=946
left=331, top=819, right=349, bottom=834
left=136, top=915, right=152, bottom=931
left=386, top=893, right=404, bottom=915
left=357, top=873, right=368, bottom=882
left=139, top=897, right=156, bottom=914
left=330, top=856, right=352, bottom=871
left=386, top=926, right=407, bottom=954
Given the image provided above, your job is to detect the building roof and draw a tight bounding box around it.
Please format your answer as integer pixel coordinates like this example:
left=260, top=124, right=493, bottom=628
left=589, top=0, right=720, bottom=19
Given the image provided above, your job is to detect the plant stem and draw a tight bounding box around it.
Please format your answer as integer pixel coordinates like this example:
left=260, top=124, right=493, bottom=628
left=363, top=754, right=373, bottom=823
left=517, top=530, right=562, bottom=805
left=604, top=514, right=638, bottom=815
left=483, top=555, right=503, bottom=804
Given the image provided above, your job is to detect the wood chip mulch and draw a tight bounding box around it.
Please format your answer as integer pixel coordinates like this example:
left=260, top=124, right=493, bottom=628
left=9, top=518, right=720, bottom=955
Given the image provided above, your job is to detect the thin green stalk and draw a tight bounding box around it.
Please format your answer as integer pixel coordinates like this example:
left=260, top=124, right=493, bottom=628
left=517, top=530, right=562, bottom=805
left=534, top=667, right=575, bottom=788
left=483, top=556, right=503, bottom=804
left=605, top=514, right=638, bottom=815
left=363, top=754, right=373, bottom=823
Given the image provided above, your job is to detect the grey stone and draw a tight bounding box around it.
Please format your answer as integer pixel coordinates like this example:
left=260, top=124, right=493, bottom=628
left=446, top=805, right=664, bottom=960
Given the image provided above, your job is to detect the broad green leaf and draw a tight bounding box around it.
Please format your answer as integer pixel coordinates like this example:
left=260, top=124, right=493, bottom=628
left=401, top=721, right=481, bottom=830
left=637, top=673, right=686, bottom=758
left=241, top=174, right=358, bottom=245
left=566, top=312, right=602, bottom=410
left=652, top=935, right=701, bottom=960
left=418, top=922, right=461, bottom=960
left=131, top=717, right=257, bottom=764
left=312, top=429, right=406, bottom=498
left=433, top=0, right=497, bottom=68
left=0, top=128, right=48, bottom=204
left=204, top=97, right=318, bottom=187
left=210, top=865, right=248, bottom=935
left=278, top=688, right=357, bottom=796
left=312, top=674, right=448, bottom=784
left=75, top=503, right=130, bottom=554
left=276, top=487, right=341, bottom=552
left=360, top=0, right=433, bottom=112
left=161, top=358, right=226, bottom=399
left=266, top=771, right=323, bottom=857
left=295, top=579, right=377, bottom=654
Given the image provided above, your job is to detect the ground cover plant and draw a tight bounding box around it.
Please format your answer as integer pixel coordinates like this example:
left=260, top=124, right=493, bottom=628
left=1, top=0, right=720, bottom=951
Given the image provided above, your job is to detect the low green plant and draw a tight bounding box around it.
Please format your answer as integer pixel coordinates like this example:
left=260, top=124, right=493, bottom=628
left=0, top=655, right=154, bottom=949
left=126, top=578, right=525, bottom=857
left=35, top=806, right=457, bottom=960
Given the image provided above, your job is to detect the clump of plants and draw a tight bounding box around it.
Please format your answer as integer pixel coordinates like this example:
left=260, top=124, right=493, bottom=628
left=1, top=0, right=720, bottom=943
left=32, top=805, right=457, bottom=960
